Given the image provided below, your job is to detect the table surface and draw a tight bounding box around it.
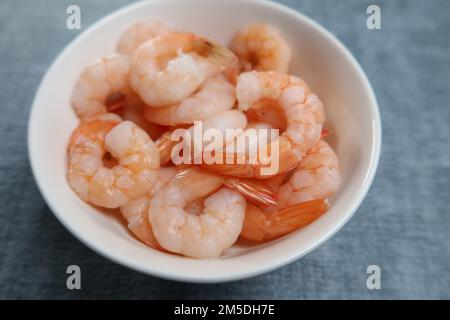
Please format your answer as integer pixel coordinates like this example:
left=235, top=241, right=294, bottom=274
left=0, top=0, right=449, bottom=299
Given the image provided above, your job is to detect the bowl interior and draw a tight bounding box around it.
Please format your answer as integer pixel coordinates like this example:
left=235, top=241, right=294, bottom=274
left=29, top=0, right=380, bottom=282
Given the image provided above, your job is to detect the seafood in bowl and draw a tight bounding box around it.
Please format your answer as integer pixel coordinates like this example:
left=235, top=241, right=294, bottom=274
left=67, top=20, right=341, bottom=259
left=29, top=0, right=381, bottom=282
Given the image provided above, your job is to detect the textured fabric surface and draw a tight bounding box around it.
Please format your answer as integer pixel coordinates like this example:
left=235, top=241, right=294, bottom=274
left=0, top=0, right=449, bottom=299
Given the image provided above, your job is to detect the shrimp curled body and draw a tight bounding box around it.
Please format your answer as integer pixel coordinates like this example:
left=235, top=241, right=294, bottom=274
left=240, top=140, right=340, bottom=241
left=277, top=140, right=341, bottom=208
left=130, top=32, right=238, bottom=107
left=148, top=168, right=246, bottom=258
left=71, top=54, right=131, bottom=119
left=68, top=115, right=160, bottom=208
left=117, top=20, right=173, bottom=56
left=201, top=71, right=324, bottom=179
left=237, top=71, right=325, bottom=157
left=230, top=24, right=291, bottom=73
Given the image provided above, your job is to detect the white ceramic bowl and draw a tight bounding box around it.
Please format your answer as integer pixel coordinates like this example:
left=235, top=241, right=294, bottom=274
left=28, top=0, right=381, bottom=282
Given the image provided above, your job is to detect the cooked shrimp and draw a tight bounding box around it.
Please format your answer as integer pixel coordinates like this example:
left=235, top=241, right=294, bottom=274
left=150, top=125, right=279, bottom=205
left=230, top=24, right=291, bottom=73
left=117, top=20, right=172, bottom=55
left=238, top=140, right=339, bottom=207
left=68, top=117, right=160, bottom=208
left=240, top=199, right=329, bottom=241
left=130, top=32, right=238, bottom=107
left=201, top=121, right=300, bottom=179
left=120, top=167, right=176, bottom=248
left=143, top=75, right=235, bottom=126
left=148, top=167, right=246, bottom=258
left=200, top=70, right=324, bottom=179
left=180, top=110, right=248, bottom=162
left=238, top=71, right=324, bottom=155
left=71, top=54, right=131, bottom=119
left=239, top=140, right=340, bottom=241
left=277, top=140, right=341, bottom=208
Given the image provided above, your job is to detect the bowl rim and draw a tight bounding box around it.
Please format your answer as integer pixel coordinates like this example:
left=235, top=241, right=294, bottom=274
left=28, top=0, right=382, bottom=283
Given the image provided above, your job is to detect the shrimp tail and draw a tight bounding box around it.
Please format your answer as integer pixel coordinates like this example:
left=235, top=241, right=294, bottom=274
left=267, top=199, right=329, bottom=239
left=155, top=131, right=177, bottom=165
left=127, top=216, right=161, bottom=249
left=201, top=156, right=256, bottom=178
left=193, top=38, right=238, bottom=66
left=201, top=136, right=300, bottom=179
left=224, top=178, right=277, bottom=207
left=241, top=199, right=329, bottom=241
left=193, top=38, right=239, bottom=83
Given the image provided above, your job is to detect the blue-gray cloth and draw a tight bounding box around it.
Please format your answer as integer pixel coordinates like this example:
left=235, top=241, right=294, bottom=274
left=0, top=0, right=449, bottom=299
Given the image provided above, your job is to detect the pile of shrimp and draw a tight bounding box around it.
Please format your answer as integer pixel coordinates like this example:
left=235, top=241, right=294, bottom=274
left=67, top=21, right=340, bottom=259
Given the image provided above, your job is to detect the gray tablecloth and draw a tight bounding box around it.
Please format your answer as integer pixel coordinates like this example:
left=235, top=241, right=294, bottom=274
left=0, top=0, right=449, bottom=299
